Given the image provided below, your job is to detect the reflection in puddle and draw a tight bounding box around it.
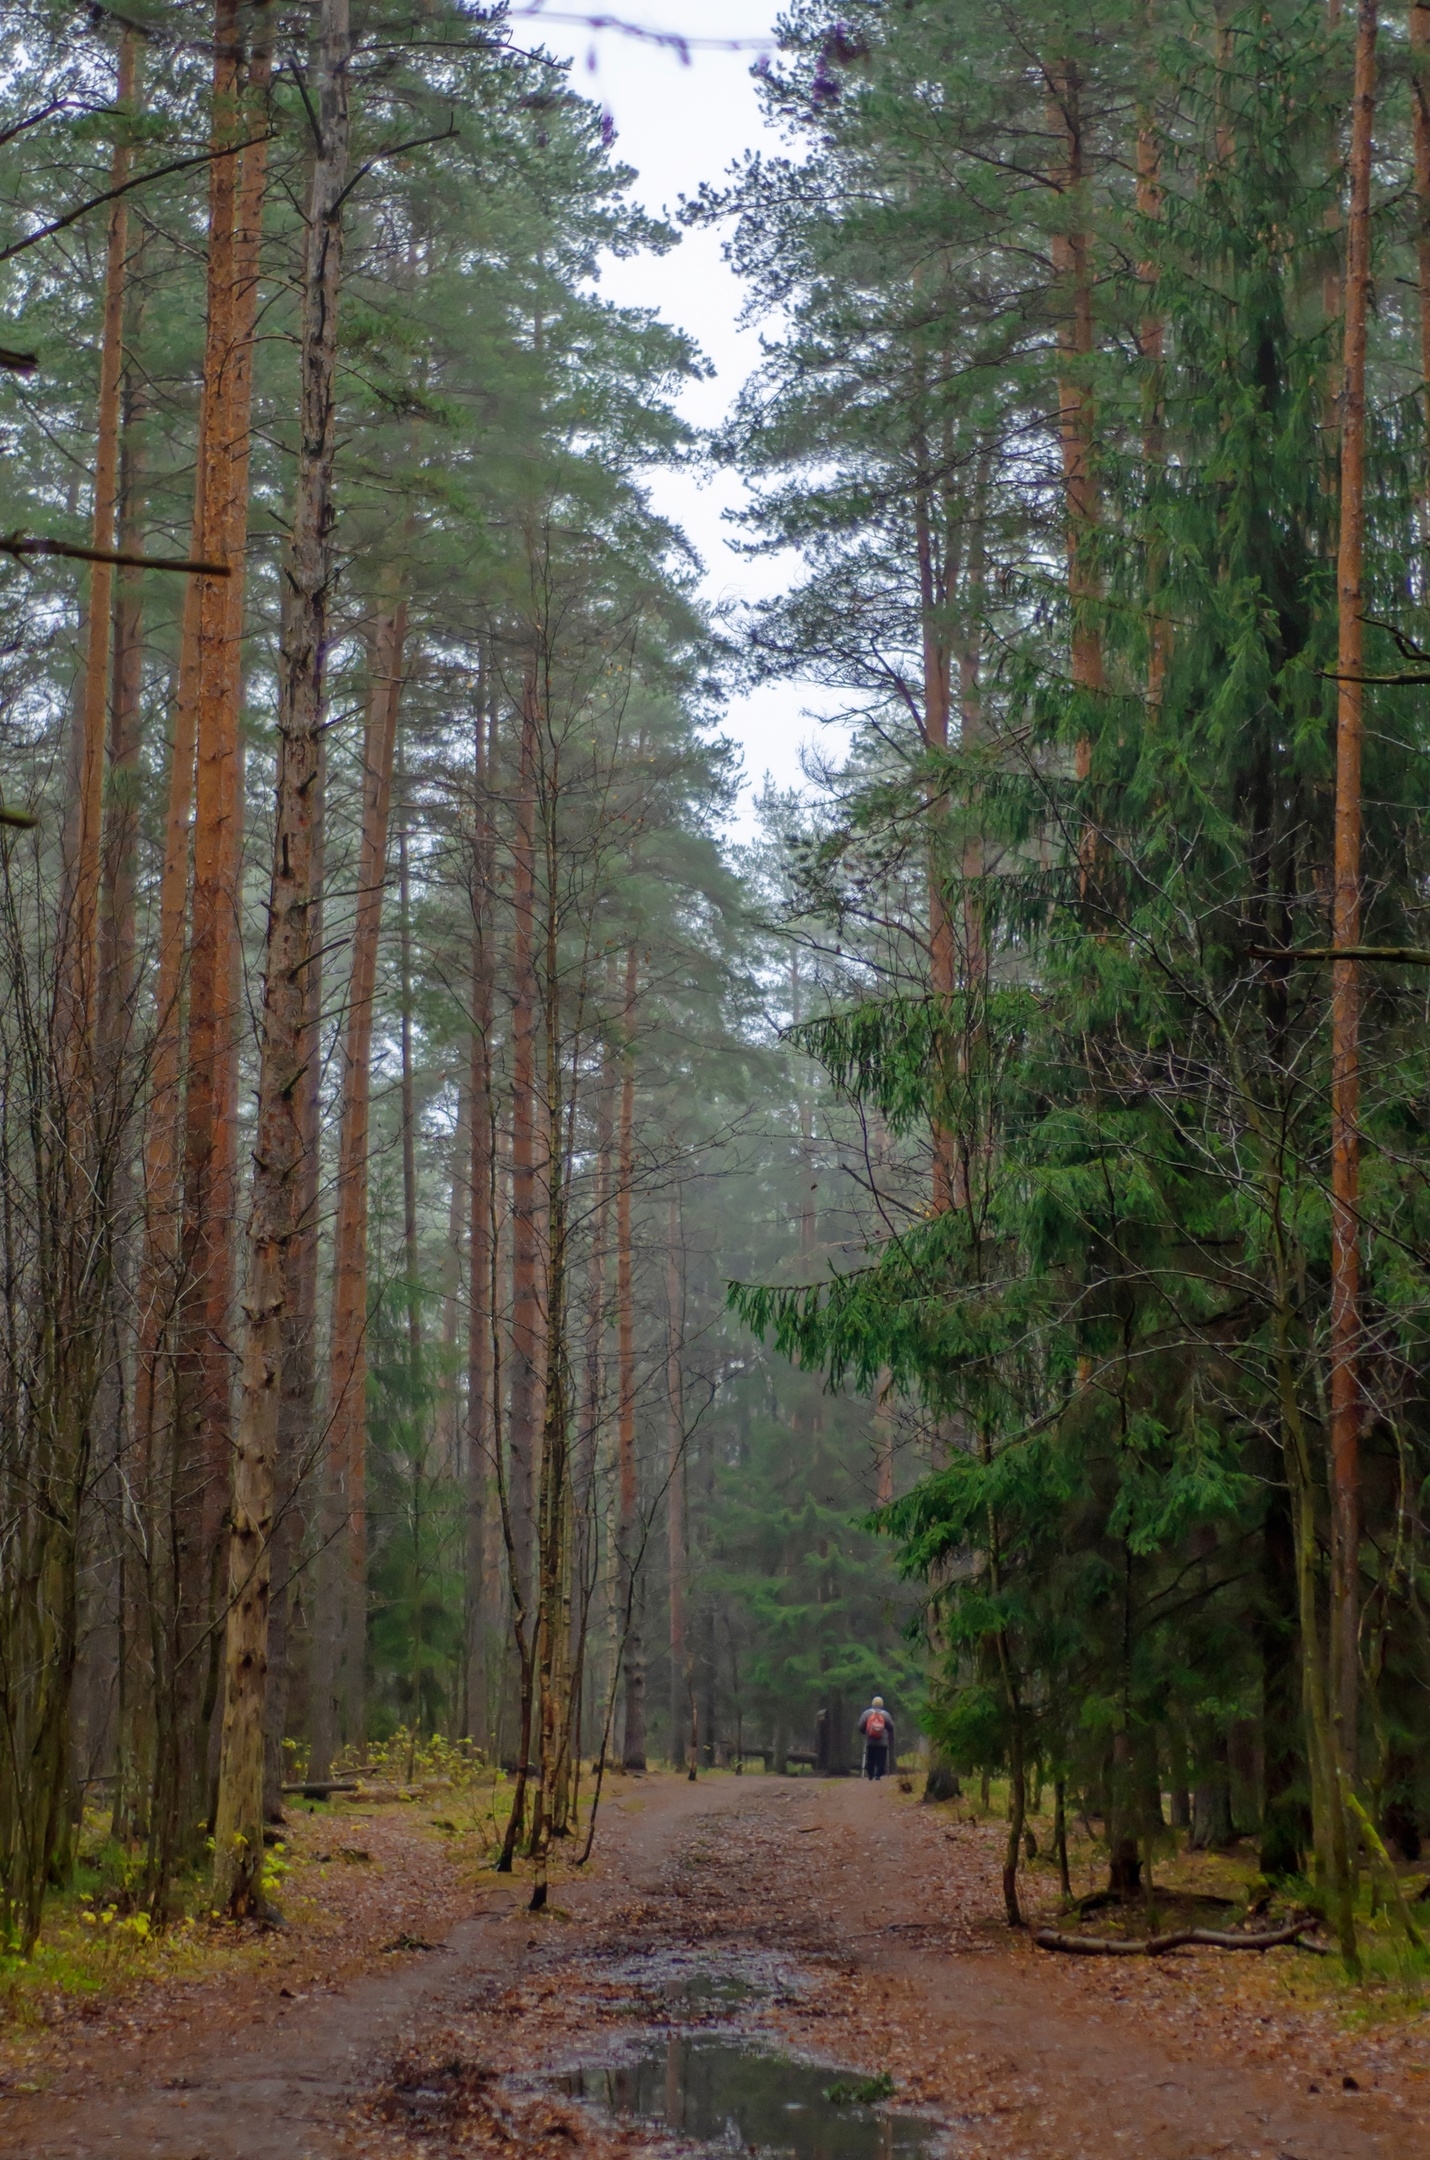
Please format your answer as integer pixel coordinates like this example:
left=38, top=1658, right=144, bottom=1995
left=558, top=2035, right=936, bottom=2158
left=660, top=1968, right=758, bottom=2009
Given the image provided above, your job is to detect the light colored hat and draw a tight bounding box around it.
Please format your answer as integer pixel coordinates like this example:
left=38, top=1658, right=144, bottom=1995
left=872, top=1696, right=884, bottom=1708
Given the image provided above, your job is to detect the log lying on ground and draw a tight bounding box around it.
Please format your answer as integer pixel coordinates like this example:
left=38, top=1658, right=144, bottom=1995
left=1034, top=1919, right=1313, bottom=1957
left=282, top=1780, right=359, bottom=1797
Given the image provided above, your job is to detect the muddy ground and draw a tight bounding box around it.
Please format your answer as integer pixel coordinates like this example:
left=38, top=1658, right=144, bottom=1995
left=2, top=1772, right=1428, bottom=2159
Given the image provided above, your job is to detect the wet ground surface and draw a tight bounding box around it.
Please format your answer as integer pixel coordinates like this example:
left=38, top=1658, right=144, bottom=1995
left=557, top=2031, right=935, bottom=2158
left=4, top=1775, right=1430, bottom=2158
left=537, top=1941, right=937, bottom=2158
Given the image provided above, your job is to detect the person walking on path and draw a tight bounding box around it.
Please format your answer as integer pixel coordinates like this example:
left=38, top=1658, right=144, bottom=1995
left=858, top=1697, right=894, bottom=1780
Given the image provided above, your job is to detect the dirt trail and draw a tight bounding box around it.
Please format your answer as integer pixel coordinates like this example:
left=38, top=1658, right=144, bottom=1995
left=3, top=1774, right=1428, bottom=2159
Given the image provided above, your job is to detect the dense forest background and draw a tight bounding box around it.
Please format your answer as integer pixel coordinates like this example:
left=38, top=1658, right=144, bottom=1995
left=3, top=0, right=1430, bottom=1975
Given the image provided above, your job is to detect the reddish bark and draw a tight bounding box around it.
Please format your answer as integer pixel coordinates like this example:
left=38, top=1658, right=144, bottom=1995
left=147, top=0, right=270, bottom=1890
left=174, top=6, right=272, bottom=1782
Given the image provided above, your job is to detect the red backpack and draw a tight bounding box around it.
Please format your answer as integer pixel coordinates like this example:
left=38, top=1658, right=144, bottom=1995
left=865, top=1710, right=886, bottom=1742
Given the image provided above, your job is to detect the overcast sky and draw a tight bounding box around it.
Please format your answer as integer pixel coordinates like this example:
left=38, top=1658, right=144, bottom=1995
left=511, top=2, right=844, bottom=836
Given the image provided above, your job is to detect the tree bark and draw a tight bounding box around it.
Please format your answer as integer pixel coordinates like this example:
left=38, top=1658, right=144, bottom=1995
left=436, top=1090, right=469, bottom=1478
left=213, top=0, right=348, bottom=1917
left=149, top=0, right=270, bottom=1897
left=1259, top=1475, right=1308, bottom=1875
left=63, top=27, right=135, bottom=1067
left=616, top=946, right=644, bottom=1771
left=1136, top=8, right=1170, bottom=718
left=1329, top=0, right=1377, bottom=1811
left=397, top=802, right=422, bottom=1372
left=874, top=1372, right=895, bottom=1508
left=665, top=1193, right=686, bottom=1772
left=265, top=716, right=323, bottom=1819
left=102, top=317, right=147, bottom=1844
left=311, top=594, right=405, bottom=1781
left=101, top=359, right=145, bottom=1073
left=465, top=692, right=496, bottom=1744
left=508, top=675, right=542, bottom=1629
left=1049, top=59, right=1105, bottom=780
left=1413, top=3, right=1430, bottom=573
left=912, top=422, right=958, bottom=1213
left=570, top=1025, right=614, bottom=1769
left=528, top=788, right=575, bottom=1902
left=395, top=785, right=427, bottom=1737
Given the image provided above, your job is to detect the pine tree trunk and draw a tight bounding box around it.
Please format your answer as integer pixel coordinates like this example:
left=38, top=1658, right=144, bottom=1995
left=101, top=368, right=145, bottom=1067
left=266, top=722, right=324, bottom=1819
left=666, top=1194, right=687, bottom=1772
left=1330, top=0, right=1382, bottom=1969
left=150, top=0, right=269, bottom=1897
left=398, top=805, right=422, bottom=1368
left=954, top=451, right=990, bottom=1205
left=436, top=1090, right=468, bottom=1478
left=508, top=677, right=542, bottom=1630
left=1136, top=11, right=1170, bottom=716
left=874, top=1373, right=895, bottom=1507
left=1049, top=59, right=1105, bottom=777
left=1414, top=3, right=1430, bottom=569
left=529, top=830, right=574, bottom=1902
left=213, top=0, right=348, bottom=1917
left=396, top=798, right=425, bottom=1735
left=104, top=338, right=148, bottom=1843
left=63, top=27, right=135, bottom=1067
left=1259, top=1474, right=1307, bottom=1875
left=913, top=443, right=958, bottom=1212
left=465, top=695, right=496, bottom=1744
left=616, top=947, right=645, bottom=1771
left=569, top=1031, right=614, bottom=1772
left=312, top=594, right=405, bottom=1781
left=1329, top=0, right=1376, bottom=1832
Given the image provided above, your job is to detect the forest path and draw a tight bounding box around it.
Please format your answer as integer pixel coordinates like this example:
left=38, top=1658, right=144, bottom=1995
left=4, top=1772, right=1429, bottom=2159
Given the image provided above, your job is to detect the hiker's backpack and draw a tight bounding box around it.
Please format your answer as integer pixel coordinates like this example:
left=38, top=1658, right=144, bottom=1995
left=865, top=1710, right=886, bottom=1742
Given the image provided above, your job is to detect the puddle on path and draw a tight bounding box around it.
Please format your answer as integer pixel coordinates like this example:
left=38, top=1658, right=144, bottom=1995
left=650, top=1965, right=760, bottom=2013
left=557, top=2034, right=937, bottom=2159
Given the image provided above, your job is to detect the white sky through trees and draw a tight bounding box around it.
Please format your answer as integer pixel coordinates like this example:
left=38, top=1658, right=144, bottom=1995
left=519, top=2, right=846, bottom=833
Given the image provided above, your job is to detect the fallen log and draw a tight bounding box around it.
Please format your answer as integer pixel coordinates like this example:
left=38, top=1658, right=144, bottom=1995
left=1034, top=1919, right=1313, bottom=1957
left=282, top=1780, right=359, bottom=1798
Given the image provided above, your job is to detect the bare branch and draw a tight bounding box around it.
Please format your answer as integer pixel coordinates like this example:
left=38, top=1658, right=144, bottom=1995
left=508, top=7, right=775, bottom=55
left=1035, top=1921, right=1316, bottom=1956
left=2, top=533, right=230, bottom=576
left=0, top=135, right=272, bottom=267
left=1250, top=944, right=1430, bottom=966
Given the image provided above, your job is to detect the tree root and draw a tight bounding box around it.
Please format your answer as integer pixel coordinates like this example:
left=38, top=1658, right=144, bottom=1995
left=1034, top=1919, right=1313, bottom=1957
